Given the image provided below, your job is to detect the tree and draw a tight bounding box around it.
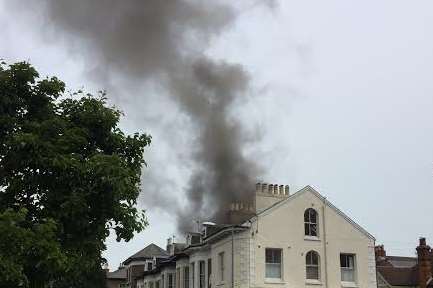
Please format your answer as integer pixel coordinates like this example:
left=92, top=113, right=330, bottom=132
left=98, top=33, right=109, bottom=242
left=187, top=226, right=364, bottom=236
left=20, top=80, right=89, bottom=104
left=0, top=61, right=150, bottom=287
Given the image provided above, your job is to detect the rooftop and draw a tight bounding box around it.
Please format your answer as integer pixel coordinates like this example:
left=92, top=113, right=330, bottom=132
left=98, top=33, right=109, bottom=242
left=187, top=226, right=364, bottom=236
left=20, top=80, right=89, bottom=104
left=123, top=243, right=169, bottom=265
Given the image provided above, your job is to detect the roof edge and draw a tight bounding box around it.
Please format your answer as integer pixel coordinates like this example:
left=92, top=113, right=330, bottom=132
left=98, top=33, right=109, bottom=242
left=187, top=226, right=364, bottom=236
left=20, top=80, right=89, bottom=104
left=256, top=185, right=375, bottom=241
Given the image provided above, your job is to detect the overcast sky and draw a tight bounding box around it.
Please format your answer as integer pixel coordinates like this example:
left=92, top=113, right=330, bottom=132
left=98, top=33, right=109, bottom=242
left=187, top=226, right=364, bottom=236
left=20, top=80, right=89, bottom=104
left=1, top=1, right=433, bottom=270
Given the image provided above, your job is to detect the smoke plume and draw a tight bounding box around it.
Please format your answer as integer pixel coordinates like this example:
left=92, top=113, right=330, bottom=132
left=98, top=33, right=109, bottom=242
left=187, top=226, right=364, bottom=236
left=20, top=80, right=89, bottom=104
left=13, top=0, right=268, bottom=232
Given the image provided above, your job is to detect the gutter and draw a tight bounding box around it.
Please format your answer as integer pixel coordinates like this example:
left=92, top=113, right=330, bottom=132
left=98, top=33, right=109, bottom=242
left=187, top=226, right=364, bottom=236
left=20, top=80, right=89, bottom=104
left=322, top=197, right=329, bottom=288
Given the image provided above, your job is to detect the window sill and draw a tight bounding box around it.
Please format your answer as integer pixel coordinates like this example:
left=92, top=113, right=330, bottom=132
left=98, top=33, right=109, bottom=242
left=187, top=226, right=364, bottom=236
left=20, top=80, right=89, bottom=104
left=306, top=279, right=322, bottom=285
left=341, top=281, right=358, bottom=288
left=304, top=236, right=320, bottom=241
left=264, top=279, right=286, bottom=284
left=216, top=282, right=226, bottom=287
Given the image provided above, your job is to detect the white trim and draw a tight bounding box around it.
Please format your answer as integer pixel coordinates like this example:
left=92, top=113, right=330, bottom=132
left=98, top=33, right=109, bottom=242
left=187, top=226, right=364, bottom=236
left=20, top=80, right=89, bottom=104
left=305, top=279, right=323, bottom=286
left=254, top=186, right=375, bottom=240
left=341, top=281, right=358, bottom=288
left=304, top=236, right=321, bottom=242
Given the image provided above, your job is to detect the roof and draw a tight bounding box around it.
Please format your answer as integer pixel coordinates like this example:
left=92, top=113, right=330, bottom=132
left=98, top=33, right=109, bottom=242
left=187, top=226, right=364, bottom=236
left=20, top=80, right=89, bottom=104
left=138, top=255, right=179, bottom=278
left=377, top=266, right=418, bottom=286
left=106, top=267, right=127, bottom=280
left=123, top=243, right=169, bottom=265
left=255, top=185, right=375, bottom=240
left=386, top=256, right=418, bottom=268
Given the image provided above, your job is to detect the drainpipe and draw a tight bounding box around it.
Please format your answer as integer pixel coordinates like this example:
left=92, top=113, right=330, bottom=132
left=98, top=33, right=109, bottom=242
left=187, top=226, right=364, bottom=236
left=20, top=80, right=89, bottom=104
left=231, top=228, right=234, bottom=288
left=322, top=198, right=329, bottom=288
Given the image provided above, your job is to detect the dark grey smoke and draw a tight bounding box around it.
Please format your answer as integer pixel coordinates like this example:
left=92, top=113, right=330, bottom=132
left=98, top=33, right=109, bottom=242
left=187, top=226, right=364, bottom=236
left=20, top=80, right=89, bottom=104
left=10, top=0, right=266, bottom=232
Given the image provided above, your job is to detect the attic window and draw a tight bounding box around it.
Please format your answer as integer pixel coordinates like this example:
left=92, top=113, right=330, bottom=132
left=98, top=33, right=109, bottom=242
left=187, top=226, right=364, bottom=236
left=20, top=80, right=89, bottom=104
left=304, top=208, right=318, bottom=237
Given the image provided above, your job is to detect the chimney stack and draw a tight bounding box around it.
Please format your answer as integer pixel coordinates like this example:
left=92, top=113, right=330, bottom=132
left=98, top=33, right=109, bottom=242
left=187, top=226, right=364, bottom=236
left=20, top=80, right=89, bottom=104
left=417, top=237, right=432, bottom=288
left=375, top=245, right=386, bottom=259
left=167, top=237, right=174, bottom=255
left=255, top=182, right=290, bottom=213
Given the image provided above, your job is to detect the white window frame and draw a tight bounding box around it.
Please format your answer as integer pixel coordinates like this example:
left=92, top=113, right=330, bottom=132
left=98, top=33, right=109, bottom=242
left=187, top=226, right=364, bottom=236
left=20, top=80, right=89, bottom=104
left=304, top=208, right=319, bottom=237
left=199, top=261, right=205, bottom=288
left=168, top=273, right=175, bottom=288
left=191, top=262, right=195, bottom=288
left=218, top=252, right=225, bottom=282
left=184, top=266, right=190, bottom=288
left=340, top=254, right=357, bottom=284
left=176, top=268, right=181, bottom=288
left=265, top=248, right=283, bottom=280
left=145, top=260, right=153, bottom=271
left=305, top=251, right=320, bottom=281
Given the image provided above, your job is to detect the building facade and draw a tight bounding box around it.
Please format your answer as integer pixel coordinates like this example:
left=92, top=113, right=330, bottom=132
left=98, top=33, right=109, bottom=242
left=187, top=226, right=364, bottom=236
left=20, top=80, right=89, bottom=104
left=127, top=185, right=377, bottom=288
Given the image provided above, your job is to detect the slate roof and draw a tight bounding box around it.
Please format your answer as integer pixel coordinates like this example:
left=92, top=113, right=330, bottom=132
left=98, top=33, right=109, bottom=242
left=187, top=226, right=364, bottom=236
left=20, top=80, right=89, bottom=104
left=106, top=267, right=127, bottom=279
left=377, top=266, right=418, bottom=287
left=123, top=243, right=169, bottom=265
left=387, top=256, right=417, bottom=268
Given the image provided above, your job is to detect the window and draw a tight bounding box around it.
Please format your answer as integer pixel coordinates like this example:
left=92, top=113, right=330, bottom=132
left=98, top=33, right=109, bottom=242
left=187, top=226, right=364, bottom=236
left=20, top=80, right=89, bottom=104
left=265, top=248, right=282, bottom=279
left=207, top=259, right=212, bottom=288
left=199, top=261, right=205, bottom=288
left=162, top=274, right=165, bottom=288
left=304, top=208, right=318, bottom=237
left=191, top=262, right=195, bottom=288
left=306, top=251, right=320, bottom=280
left=147, top=261, right=153, bottom=271
left=184, top=266, right=190, bottom=288
left=156, top=280, right=160, bottom=288
left=150, top=282, right=154, bottom=288
left=176, top=268, right=181, bottom=288
left=168, top=273, right=175, bottom=288
left=340, top=254, right=356, bottom=283
left=218, top=252, right=225, bottom=281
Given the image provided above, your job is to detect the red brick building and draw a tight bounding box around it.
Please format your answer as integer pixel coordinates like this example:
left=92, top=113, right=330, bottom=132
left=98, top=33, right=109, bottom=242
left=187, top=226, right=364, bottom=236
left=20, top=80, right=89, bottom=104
left=376, top=238, right=433, bottom=288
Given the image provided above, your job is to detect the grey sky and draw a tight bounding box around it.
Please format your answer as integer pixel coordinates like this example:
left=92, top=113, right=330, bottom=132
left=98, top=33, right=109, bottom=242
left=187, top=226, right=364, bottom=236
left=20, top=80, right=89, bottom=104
left=1, top=0, right=432, bottom=270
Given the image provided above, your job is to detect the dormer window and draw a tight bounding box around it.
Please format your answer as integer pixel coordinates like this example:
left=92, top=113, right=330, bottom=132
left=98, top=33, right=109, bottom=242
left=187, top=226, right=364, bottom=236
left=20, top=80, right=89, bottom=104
left=304, top=208, right=318, bottom=237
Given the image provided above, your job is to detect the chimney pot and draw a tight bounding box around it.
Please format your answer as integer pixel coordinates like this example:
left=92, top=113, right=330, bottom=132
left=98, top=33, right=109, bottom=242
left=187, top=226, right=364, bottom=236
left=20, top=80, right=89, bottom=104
left=284, top=185, right=290, bottom=195
left=273, top=184, right=278, bottom=194
left=420, top=237, right=427, bottom=246
left=279, top=185, right=284, bottom=195
left=269, top=184, right=273, bottom=194
left=262, top=183, right=268, bottom=193
left=256, top=183, right=261, bottom=193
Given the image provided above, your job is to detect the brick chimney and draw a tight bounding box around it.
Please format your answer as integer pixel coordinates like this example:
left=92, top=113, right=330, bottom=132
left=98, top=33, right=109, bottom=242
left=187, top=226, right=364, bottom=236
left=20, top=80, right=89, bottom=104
left=375, top=245, right=386, bottom=260
left=417, top=237, right=432, bottom=288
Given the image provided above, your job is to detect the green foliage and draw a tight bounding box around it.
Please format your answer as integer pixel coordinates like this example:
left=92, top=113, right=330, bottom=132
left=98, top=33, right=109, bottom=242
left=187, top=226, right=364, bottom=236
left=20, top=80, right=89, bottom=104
left=0, top=61, right=151, bottom=287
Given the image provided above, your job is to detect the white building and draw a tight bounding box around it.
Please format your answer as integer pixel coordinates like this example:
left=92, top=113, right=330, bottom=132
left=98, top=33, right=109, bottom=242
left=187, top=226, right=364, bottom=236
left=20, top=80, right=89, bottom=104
left=132, top=184, right=377, bottom=288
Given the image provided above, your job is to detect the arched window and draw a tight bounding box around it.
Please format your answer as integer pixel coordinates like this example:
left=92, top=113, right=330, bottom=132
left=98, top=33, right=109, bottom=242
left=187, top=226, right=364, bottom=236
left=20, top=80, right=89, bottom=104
left=304, top=208, right=318, bottom=237
left=306, top=251, right=320, bottom=280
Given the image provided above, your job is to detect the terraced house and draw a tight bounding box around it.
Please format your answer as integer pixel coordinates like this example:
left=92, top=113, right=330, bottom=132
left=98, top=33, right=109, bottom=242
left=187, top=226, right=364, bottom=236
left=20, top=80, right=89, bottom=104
left=107, top=184, right=377, bottom=288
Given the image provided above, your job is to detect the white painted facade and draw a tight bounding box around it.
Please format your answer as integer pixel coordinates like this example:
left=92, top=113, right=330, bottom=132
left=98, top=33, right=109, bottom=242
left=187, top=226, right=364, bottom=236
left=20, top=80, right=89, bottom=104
left=139, top=185, right=377, bottom=288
